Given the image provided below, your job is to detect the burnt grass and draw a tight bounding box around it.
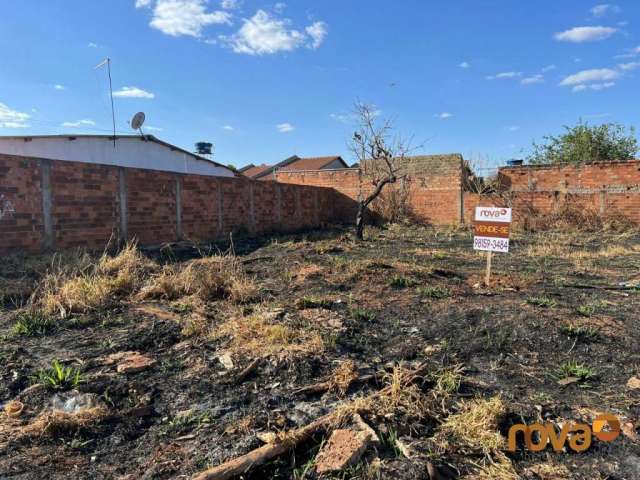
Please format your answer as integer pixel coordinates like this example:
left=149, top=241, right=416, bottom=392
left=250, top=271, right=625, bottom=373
left=2, top=224, right=640, bottom=479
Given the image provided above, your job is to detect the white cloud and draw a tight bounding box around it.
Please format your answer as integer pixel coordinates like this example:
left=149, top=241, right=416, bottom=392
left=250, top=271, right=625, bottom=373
left=554, top=26, right=617, bottom=43
left=222, top=125, right=234, bottom=131
left=329, top=113, right=352, bottom=123
left=220, top=0, right=239, bottom=9
left=486, top=71, right=522, bottom=80
left=54, top=84, right=65, bottom=90
left=458, top=61, right=470, bottom=69
left=616, top=45, right=640, bottom=59
left=61, top=119, right=96, bottom=128
left=305, top=22, right=327, bottom=49
left=572, top=82, right=616, bottom=92
left=136, top=0, right=152, bottom=7
left=88, top=42, right=98, bottom=48
left=150, top=0, right=231, bottom=37
left=618, top=61, right=640, bottom=70
left=0, top=102, right=30, bottom=128
left=434, top=112, right=453, bottom=119
left=276, top=122, right=294, bottom=132
left=112, top=86, right=155, bottom=99
left=274, top=2, right=286, bottom=13
left=559, top=68, right=619, bottom=86
left=590, top=4, right=620, bottom=17
left=541, top=64, right=556, bottom=72
left=144, top=125, right=163, bottom=131
left=2, top=122, right=29, bottom=129
left=505, top=125, right=520, bottom=132
left=521, top=74, right=544, bottom=85
left=223, top=10, right=326, bottom=55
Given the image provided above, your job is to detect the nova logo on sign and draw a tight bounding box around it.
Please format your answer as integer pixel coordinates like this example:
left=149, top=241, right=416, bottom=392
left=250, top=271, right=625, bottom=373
left=507, top=414, right=621, bottom=453
left=473, top=207, right=512, bottom=253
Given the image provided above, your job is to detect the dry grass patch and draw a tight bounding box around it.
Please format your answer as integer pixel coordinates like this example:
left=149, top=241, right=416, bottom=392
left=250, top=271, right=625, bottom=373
left=34, top=244, right=155, bottom=317
left=437, top=396, right=506, bottom=454
left=19, top=406, right=109, bottom=438
left=292, top=263, right=325, bottom=284
left=374, top=365, right=431, bottom=418
left=328, top=360, right=358, bottom=397
left=211, top=309, right=325, bottom=358
left=463, top=453, right=519, bottom=480
left=139, top=254, right=258, bottom=304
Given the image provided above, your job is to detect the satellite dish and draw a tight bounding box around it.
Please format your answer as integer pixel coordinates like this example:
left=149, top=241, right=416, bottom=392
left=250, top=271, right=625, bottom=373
left=131, top=112, right=145, bottom=131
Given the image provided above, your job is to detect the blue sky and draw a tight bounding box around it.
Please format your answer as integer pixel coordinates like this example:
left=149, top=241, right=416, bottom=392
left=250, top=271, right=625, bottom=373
left=1, top=1, right=639, bottom=170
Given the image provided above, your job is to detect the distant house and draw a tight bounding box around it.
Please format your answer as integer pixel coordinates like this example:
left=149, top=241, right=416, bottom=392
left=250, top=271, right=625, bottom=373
left=239, top=163, right=272, bottom=179
left=242, top=155, right=349, bottom=180
left=0, top=134, right=236, bottom=177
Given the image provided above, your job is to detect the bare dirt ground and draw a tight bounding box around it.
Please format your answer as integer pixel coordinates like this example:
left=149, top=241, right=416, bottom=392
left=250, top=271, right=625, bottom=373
left=1, top=224, right=640, bottom=479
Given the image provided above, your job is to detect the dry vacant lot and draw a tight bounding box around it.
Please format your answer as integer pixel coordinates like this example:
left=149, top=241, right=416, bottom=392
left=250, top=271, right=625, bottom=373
left=1, top=224, right=640, bottom=479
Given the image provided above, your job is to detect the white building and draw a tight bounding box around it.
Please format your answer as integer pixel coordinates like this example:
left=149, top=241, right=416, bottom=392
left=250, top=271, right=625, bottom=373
left=0, top=134, right=235, bottom=177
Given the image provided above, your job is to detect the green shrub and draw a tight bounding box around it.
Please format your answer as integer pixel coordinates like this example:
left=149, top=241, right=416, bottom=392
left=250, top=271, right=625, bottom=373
left=11, top=310, right=55, bottom=337
left=35, top=360, right=83, bottom=391
left=389, top=275, right=419, bottom=289
left=417, top=285, right=450, bottom=299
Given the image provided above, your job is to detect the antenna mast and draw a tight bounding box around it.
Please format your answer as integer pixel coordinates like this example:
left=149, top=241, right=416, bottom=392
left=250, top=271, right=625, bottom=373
left=95, top=58, right=117, bottom=148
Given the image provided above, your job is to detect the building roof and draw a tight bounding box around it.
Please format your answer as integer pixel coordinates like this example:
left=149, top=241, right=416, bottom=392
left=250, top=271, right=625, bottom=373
left=281, top=156, right=349, bottom=171
left=0, top=134, right=237, bottom=177
left=0, top=134, right=231, bottom=171
left=239, top=163, right=272, bottom=178
left=254, top=155, right=349, bottom=178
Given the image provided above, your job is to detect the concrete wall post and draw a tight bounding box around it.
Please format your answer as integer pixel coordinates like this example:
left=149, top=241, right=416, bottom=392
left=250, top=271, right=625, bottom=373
left=117, top=167, right=128, bottom=242
left=249, top=181, right=256, bottom=234
left=176, top=176, right=183, bottom=240
left=217, top=178, right=224, bottom=237
left=40, top=159, right=53, bottom=250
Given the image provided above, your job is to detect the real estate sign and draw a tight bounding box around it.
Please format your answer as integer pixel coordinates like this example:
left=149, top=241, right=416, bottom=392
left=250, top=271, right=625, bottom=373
left=473, top=207, right=512, bottom=253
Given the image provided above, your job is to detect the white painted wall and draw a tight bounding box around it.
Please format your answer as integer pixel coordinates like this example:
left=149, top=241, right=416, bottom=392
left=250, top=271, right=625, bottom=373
left=0, top=136, right=235, bottom=177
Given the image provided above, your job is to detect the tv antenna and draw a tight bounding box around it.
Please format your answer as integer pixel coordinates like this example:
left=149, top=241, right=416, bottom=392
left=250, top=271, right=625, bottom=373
left=94, top=58, right=116, bottom=148
left=131, top=112, right=146, bottom=137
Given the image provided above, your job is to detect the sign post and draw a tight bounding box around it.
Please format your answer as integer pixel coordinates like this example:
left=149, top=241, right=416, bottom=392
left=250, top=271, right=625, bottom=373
left=473, top=207, right=512, bottom=286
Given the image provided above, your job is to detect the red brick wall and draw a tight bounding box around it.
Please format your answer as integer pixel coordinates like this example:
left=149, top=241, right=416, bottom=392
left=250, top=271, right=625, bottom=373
left=463, top=161, right=640, bottom=224
left=50, top=160, right=119, bottom=249
left=0, top=155, right=44, bottom=253
left=126, top=168, right=178, bottom=245
left=500, top=161, right=640, bottom=192
left=0, top=154, right=343, bottom=255
left=181, top=174, right=219, bottom=242
left=274, top=167, right=463, bottom=226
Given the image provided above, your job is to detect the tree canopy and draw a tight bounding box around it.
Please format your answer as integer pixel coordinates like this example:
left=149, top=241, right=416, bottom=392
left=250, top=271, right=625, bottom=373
left=527, top=122, right=638, bottom=165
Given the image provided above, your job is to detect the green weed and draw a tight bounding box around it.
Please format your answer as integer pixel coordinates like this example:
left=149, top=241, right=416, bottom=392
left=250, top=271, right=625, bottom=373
left=552, top=360, right=595, bottom=382
left=389, top=275, right=419, bottom=289
left=349, top=308, right=376, bottom=322
left=380, top=426, right=402, bottom=458
left=11, top=310, right=55, bottom=337
left=296, top=296, right=334, bottom=310
left=559, top=324, right=599, bottom=341
left=417, top=285, right=450, bottom=299
left=526, top=296, right=557, bottom=308
left=35, top=360, right=82, bottom=391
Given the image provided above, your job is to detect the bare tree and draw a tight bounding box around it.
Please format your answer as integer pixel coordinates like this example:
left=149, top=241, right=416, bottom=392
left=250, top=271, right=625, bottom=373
left=350, top=103, right=411, bottom=240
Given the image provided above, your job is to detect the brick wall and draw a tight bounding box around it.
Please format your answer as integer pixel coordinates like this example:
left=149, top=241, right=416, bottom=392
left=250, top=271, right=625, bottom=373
left=126, top=168, right=177, bottom=245
left=0, top=155, right=44, bottom=253
left=0, top=154, right=345, bottom=255
left=4, top=153, right=639, bottom=255
left=275, top=160, right=640, bottom=227
left=50, top=160, right=120, bottom=249
left=274, top=155, right=465, bottom=226
left=497, top=161, right=640, bottom=224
